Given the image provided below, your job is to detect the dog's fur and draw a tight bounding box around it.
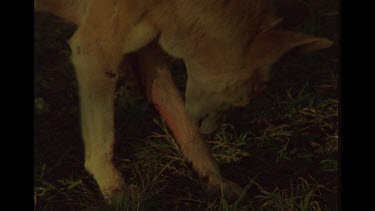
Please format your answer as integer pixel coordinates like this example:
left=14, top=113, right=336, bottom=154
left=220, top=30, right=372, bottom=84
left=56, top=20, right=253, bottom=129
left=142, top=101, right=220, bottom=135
left=35, top=0, right=332, bottom=202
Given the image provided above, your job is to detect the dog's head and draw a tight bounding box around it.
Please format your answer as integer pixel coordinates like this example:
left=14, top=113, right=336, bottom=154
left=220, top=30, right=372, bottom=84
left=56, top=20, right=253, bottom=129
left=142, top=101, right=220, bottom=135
left=185, top=29, right=332, bottom=134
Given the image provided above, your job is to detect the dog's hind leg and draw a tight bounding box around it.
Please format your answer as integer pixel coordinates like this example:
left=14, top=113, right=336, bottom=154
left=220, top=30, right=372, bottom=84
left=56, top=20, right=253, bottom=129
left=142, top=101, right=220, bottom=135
left=134, top=43, right=243, bottom=198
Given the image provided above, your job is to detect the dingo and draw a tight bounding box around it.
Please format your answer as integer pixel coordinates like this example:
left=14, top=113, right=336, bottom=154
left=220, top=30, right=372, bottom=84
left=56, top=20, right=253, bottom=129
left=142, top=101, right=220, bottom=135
left=35, top=0, right=332, bottom=202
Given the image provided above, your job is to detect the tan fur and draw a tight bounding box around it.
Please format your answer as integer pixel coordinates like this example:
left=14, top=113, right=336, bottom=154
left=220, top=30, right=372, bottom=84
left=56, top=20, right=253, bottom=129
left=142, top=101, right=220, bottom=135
left=35, top=0, right=332, bottom=202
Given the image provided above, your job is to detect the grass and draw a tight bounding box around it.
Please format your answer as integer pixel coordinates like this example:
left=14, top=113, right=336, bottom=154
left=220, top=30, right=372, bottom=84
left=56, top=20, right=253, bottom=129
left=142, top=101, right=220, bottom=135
left=34, top=0, right=338, bottom=210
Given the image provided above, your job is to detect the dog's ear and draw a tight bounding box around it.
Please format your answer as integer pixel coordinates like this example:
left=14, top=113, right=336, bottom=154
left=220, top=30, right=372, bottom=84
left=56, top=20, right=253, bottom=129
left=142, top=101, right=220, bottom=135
left=247, top=30, right=332, bottom=68
left=274, top=0, right=313, bottom=28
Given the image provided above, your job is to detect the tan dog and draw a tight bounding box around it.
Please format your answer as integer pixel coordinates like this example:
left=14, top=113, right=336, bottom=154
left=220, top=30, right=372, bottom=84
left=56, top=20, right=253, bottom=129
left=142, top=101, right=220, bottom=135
left=35, top=0, right=332, bottom=202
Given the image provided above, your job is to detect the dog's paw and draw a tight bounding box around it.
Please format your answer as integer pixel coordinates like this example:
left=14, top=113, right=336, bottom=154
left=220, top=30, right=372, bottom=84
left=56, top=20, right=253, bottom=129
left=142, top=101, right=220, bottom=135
left=102, top=184, right=126, bottom=204
left=207, top=178, right=244, bottom=200
left=109, top=184, right=141, bottom=206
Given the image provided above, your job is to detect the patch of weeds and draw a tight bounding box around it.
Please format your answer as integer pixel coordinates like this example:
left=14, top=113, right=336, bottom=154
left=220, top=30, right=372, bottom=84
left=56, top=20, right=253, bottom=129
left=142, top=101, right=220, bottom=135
left=209, top=124, right=251, bottom=164
left=253, top=177, right=329, bottom=211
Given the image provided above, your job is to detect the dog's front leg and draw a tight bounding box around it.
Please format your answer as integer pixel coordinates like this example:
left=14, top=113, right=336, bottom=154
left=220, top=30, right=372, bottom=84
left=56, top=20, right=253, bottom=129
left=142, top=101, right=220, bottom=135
left=68, top=31, right=126, bottom=202
left=134, top=43, right=243, bottom=198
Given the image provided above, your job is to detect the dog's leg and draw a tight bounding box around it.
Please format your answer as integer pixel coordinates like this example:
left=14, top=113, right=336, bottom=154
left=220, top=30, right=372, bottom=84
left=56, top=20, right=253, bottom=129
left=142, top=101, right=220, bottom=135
left=134, top=43, right=243, bottom=198
left=68, top=31, right=126, bottom=202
